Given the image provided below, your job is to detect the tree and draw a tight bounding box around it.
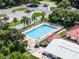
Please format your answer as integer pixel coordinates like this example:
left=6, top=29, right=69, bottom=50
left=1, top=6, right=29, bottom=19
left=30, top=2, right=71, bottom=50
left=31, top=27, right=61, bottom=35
left=10, top=52, right=21, bottom=59
left=69, top=0, right=79, bottom=9
left=41, top=15, right=44, bottom=22
left=0, top=27, right=29, bottom=58
left=31, top=0, right=40, bottom=6
left=0, top=46, right=10, bottom=56
left=0, top=0, right=30, bottom=9
left=0, top=53, right=5, bottom=59
left=52, top=0, right=62, bottom=4
left=13, top=17, right=17, bottom=28
left=25, top=17, right=29, bottom=25
left=58, top=0, right=70, bottom=8
left=0, top=14, right=39, bottom=59
left=2, top=23, right=9, bottom=30
left=49, top=7, right=79, bottom=28
left=13, top=17, right=17, bottom=23
left=21, top=17, right=29, bottom=27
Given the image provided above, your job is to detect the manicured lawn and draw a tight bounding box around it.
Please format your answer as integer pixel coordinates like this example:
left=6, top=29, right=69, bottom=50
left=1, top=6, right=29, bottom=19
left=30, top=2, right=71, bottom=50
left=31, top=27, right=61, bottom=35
left=44, top=0, right=54, bottom=2
left=39, top=40, right=48, bottom=47
left=44, top=0, right=51, bottom=2
left=50, top=7, right=56, bottom=11
left=32, top=12, right=45, bottom=18
left=9, top=20, right=21, bottom=27
left=24, top=51, right=39, bottom=59
left=0, top=14, right=6, bottom=17
left=12, top=8, right=27, bottom=13
left=59, top=31, right=65, bottom=37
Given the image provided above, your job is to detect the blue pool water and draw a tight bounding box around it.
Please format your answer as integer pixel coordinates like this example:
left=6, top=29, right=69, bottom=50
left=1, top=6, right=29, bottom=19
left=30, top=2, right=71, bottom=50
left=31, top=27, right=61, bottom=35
left=24, top=25, right=57, bottom=40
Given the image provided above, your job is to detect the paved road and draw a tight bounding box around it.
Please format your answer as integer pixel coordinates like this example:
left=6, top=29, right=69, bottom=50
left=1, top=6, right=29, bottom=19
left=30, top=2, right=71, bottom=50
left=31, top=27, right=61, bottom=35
left=0, top=1, right=56, bottom=22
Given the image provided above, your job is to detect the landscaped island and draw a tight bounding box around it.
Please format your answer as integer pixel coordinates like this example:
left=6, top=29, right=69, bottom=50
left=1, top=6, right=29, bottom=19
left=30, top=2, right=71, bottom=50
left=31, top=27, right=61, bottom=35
left=12, top=8, right=27, bottom=13
left=32, top=12, right=45, bottom=18
left=0, top=14, right=6, bottom=18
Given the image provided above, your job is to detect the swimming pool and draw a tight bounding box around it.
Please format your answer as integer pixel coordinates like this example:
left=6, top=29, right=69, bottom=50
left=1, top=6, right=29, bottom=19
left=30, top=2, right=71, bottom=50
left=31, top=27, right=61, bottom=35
left=24, top=24, right=57, bottom=40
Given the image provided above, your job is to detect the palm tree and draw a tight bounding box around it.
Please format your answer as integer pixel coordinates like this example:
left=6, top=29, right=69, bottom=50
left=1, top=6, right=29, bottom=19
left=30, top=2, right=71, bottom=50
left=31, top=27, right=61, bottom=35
left=33, top=17, right=36, bottom=22
left=21, top=17, right=26, bottom=27
left=28, top=18, right=31, bottom=25
left=41, top=15, right=45, bottom=22
left=21, top=17, right=29, bottom=27
left=13, top=17, right=17, bottom=23
left=13, top=17, right=17, bottom=28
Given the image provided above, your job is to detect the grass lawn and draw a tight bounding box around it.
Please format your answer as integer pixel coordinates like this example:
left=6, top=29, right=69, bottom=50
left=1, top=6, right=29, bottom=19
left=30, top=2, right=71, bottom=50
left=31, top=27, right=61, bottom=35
left=9, top=20, right=21, bottom=27
left=50, top=7, right=56, bottom=11
left=12, top=8, right=27, bottom=13
left=40, top=40, right=48, bottom=45
left=39, top=39, right=48, bottom=47
left=32, top=12, right=45, bottom=18
left=44, top=0, right=51, bottom=2
left=0, top=14, right=6, bottom=17
left=24, top=50, right=39, bottom=59
left=59, top=31, right=65, bottom=37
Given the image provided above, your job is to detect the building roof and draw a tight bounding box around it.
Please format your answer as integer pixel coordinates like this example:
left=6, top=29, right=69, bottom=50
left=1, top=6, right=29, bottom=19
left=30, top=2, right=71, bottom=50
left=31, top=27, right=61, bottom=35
left=66, top=25, right=79, bottom=38
left=46, top=34, right=62, bottom=41
left=45, top=39, right=79, bottom=59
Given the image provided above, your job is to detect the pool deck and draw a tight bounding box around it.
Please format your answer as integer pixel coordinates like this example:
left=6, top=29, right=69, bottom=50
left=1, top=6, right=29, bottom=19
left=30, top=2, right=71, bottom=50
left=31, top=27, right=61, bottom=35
left=23, top=23, right=63, bottom=42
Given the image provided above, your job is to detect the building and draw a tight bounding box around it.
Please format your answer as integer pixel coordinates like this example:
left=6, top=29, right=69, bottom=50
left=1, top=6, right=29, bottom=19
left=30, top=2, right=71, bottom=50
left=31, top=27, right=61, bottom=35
left=43, top=39, right=79, bottom=59
left=66, top=25, right=79, bottom=43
